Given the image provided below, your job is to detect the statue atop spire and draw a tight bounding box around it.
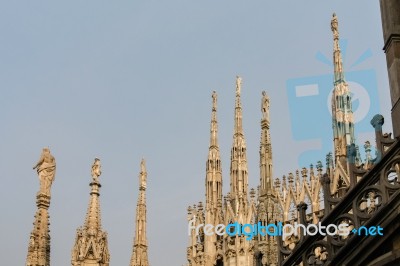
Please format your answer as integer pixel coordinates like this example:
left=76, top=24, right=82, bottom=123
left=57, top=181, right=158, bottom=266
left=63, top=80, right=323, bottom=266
left=206, top=89, right=222, bottom=208
left=140, top=159, right=147, bottom=190
left=331, top=12, right=344, bottom=83
left=331, top=13, right=338, bottom=37
left=329, top=13, right=356, bottom=195
left=71, top=158, right=110, bottom=266
left=230, top=75, right=248, bottom=203
left=261, top=91, right=270, bottom=121
left=91, top=158, right=101, bottom=182
left=259, top=91, right=274, bottom=197
left=26, top=148, right=57, bottom=266
left=130, top=160, right=149, bottom=266
left=210, top=91, right=219, bottom=148
left=33, top=147, right=56, bottom=196
left=236, top=75, right=242, bottom=96
left=212, top=90, right=217, bottom=110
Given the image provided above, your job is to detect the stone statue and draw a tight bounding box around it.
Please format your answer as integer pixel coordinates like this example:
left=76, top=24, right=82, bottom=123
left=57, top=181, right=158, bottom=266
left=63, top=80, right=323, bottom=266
left=212, top=91, right=217, bottom=110
left=331, top=13, right=339, bottom=37
left=140, top=159, right=147, bottom=189
left=91, top=158, right=101, bottom=182
left=78, top=236, right=85, bottom=259
left=261, top=91, right=270, bottom=120
left=33, top=148, right=56, bottom=196
left=236, top=76, right=242, bottom=95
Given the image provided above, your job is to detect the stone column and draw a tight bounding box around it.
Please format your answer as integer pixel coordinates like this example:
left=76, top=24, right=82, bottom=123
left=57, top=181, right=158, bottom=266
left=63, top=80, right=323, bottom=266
left=380, top=0, right=400, bottom=138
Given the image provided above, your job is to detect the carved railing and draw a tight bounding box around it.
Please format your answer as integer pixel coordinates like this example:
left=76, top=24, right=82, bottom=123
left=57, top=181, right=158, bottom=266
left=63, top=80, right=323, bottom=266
left=278, top=115, right=399, bottom=265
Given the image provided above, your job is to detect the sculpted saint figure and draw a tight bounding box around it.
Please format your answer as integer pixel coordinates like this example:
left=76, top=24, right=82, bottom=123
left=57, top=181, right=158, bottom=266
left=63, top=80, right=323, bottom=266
left=33, top=148, right=56, bottom=196
left=78, top=232, right=86, bottom=259
left=212, top=91, right=217, bottom=110
left=261, top=91, right=270, bottom=120
left=91, top=158, right=101, bottom=182
left=331, top=13, right=339, bottom=37
left=236, top=76, right=242, bottom=95
left=140, top=159, right=147, bottom=189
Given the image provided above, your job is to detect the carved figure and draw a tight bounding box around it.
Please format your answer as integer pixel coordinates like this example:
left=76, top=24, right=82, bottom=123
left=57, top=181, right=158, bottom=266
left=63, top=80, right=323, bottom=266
left=331, top=13, right=338, bottom=36
left=236, top=76, right=242, bottom=95
left=91, top=158, right=101, bottom=182
left=140, top=159, right=147, bottom=189
left=261, top=91, right=270, bottom=120
left=33, top=148, right=56, bottom=196
left=212, top=91, right=217, bottom=109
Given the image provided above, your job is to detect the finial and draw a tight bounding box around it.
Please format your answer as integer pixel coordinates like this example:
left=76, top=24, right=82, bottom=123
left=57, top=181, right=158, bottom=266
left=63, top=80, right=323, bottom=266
left=139, top=159, right=147, bottom=190
left=326, top=152, right=333, bottom=168
left=91, top=158, right=101, bottom=182
left=316, top=161, right=323, bottom=173
left=212, top=91, right=217, bottom=111
left=301, top=167, right=308, bottom=179
left=235, top=75, right=242, bottom=96
left=209, top=90, right=219, bottom=148
left=141, top=158, right=146, bottom=173
left=288, top=173, right=294, bottom=184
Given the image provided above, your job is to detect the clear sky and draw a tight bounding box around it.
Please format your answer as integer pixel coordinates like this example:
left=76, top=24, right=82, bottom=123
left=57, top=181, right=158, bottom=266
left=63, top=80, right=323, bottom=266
left=0, top=1, right=392, bottom=265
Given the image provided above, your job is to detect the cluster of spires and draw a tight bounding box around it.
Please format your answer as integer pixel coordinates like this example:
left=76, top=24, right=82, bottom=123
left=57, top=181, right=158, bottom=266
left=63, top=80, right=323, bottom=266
left=186, top=13, right=384, bottom=266
left=26, top=156, right=150, bottom=266
left=24, top=13, right=390, bottom=266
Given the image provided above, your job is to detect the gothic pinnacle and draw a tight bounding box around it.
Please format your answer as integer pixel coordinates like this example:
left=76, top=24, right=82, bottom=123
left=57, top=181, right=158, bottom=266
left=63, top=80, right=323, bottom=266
left=130, top=159, right=149, bottom=266
left=260, top=91, right=274, bottom=196
left=331, top=13, right=345, bottom=84
left=71, top=158, right=110, bottom=265
left=210, top=91, right=219, bottom=149
left=230, top=76, right=249, bottom=201
left=26, top=148, right=56, bottom=266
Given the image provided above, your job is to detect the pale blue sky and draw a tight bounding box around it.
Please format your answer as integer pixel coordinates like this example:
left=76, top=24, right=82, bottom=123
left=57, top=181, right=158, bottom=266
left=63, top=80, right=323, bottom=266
left=0, top=1, right=392, bottom=265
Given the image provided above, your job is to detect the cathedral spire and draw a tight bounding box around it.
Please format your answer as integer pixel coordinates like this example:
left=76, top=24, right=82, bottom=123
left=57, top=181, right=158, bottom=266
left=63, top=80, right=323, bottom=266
left=71, top=158, right=110, bottom=266
left=331, top=13, right=345, bottom=84
left=130, top=159, right=149, bottom=266
left=26, top=148, right=56, bottom=266
left=206, top=91, right=222, bottom=210
left=256, top=91, right=280, bottom=266
left=204, top=91, right=223, bottom=265
left=210, top=91, right=219, bottom=149
left=259, top=91, right=274, bottom=197
left=234, top=75, right=244, bottom=137
left=85, top=158, right=102, bottom=231
left=230, top=76, right=249, bottom=204
left=330, top=13, right=355, bottom=162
